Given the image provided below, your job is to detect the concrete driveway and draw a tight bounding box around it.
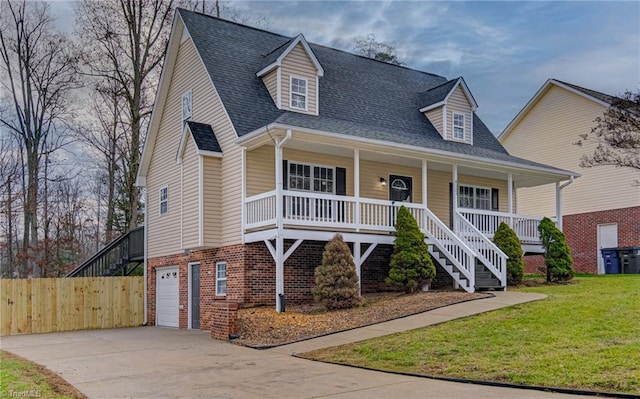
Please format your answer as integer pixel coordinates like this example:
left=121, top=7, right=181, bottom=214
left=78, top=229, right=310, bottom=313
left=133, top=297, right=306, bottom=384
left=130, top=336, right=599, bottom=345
left=2, top=327, right=591, bottom=399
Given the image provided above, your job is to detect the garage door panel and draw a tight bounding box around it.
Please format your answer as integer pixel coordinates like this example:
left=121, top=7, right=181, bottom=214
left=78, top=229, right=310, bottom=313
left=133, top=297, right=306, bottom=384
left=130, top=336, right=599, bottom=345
left=156, top=267, right=179, bottom=327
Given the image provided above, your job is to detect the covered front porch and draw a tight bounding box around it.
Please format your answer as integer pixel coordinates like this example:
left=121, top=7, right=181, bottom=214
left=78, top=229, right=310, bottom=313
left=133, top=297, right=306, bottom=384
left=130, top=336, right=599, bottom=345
left=238, top=127, right=575, bottom=310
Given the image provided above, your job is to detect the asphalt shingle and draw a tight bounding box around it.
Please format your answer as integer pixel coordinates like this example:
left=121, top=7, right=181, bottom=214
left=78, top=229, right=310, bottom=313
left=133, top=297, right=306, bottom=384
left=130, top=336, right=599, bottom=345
left=186, top=121, right=222, bottom=153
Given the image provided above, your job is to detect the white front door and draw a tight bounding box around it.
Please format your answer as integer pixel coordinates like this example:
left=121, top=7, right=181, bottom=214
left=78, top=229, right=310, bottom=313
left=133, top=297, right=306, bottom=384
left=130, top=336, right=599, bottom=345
left=597, top=224, right=618, bottom=274
left=156, top=266, right=179, bottom=327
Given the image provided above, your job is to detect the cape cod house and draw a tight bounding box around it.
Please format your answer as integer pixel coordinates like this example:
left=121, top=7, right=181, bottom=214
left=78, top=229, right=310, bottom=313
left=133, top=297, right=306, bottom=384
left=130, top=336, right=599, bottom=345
left=136, top=9, right=578, bottom=331
left=500, top=79, right=639, bottom=274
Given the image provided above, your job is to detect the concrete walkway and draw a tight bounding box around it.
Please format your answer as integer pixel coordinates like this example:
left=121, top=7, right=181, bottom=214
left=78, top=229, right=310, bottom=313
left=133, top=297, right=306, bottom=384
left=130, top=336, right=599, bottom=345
left=1, top=291, right=593, bottom=398
left=270, top=291, right=547, bottom=355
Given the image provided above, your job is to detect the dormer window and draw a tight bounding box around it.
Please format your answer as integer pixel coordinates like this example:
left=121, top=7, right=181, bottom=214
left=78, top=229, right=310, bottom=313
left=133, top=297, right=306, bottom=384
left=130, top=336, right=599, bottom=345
left=182, top=91, right=192, bottom=125
left=290, top=76, right=307, bottom=110
left=453, top=112, right=465, bottom=140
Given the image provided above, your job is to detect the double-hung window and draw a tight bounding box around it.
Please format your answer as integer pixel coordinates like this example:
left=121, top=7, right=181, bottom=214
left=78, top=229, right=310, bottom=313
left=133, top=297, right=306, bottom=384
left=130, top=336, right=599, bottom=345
left=159, top=186, right=168, bottom=215
left=459, top=185, right=491, bottom=210
left=215, top=262, right=227, bottom=296
left=290, top=76, right=307, bottom=110
left=453, top=112, right=465, bottom=140
left=287, top=162, right=335, bottom=219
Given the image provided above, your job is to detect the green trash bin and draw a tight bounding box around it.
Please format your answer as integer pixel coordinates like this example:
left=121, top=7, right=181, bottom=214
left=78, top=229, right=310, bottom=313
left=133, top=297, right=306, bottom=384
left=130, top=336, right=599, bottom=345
left=618, top=247, right=640, bottom=274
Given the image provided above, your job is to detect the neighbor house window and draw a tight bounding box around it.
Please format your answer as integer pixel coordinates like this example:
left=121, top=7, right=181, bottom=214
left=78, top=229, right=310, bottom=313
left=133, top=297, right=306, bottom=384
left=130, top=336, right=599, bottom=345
left=215, top=262, right=227, bottom=296
left=182, top=91, right=192, bottom=125
left=453, top=112, right=465, bottom=140
left=459, top=185, right=491, bottom=210
left=159, top=186, right=168, bottom=215
left=288, top=162, right=334, bottom=193
left=290, top=76, right=307, bottom=110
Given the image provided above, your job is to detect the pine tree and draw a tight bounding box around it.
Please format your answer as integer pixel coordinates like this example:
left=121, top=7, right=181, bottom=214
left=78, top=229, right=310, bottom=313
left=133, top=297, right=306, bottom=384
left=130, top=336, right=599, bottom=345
left=386, top=206, right=436, bottom=293
left=312, top=234, right=360, bottom=310
left=493, top=222, right=524, bottom=286
left=538, top=217, right=574, bottom=282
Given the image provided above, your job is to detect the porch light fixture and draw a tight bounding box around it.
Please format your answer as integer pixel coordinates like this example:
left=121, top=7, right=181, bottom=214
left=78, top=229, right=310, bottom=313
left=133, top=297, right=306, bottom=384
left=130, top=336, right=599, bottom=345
left=379, top=177, right=387, bottom=187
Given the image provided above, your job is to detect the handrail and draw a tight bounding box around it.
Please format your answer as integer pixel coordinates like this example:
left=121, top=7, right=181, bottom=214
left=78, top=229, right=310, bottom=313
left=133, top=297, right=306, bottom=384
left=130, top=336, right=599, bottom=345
left=455, top=211, right=507, bottom=287
left=422, top=207, right=476, bottom=291
left=66, top=226, right=144, bottom=277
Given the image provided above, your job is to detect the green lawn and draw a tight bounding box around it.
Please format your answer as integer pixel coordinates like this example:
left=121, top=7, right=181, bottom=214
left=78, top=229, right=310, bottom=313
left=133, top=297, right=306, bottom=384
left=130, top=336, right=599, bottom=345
left=301, top=275, right=640, bottom=394
left=0, top=351, right=86, bottom=399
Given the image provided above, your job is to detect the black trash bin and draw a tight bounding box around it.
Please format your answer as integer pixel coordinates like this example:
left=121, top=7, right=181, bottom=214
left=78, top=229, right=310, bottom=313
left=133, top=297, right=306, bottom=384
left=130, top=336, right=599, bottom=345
left=601, top=248, right=620, bottom=274
left=618, top=247, right=640, bottom=274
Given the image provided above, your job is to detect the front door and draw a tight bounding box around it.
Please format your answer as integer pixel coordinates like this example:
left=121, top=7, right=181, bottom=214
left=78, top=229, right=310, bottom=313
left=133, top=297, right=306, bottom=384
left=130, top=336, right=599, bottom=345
left=389, top=175, right=412, bottom=226
left=190, top=263, right=200, bottom=329
left=597, top=223, right=618, bottom=274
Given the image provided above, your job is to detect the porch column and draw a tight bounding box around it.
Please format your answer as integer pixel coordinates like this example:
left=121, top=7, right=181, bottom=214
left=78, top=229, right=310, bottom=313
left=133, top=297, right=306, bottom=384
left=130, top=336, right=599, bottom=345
left=452, top=164, right=458, bottom=232
left=274, top=130, right=292, bottom=312
left=422, top=160, right=427, bottom=229
left=354, top=149, right=360, bottom=231
left=508, top=173, right=513, bottom=228
left=241, top=148, right=247, bottom=243
left=556, top=181, right=563, bottom=231
left=354, top=241, right=361, bottom=296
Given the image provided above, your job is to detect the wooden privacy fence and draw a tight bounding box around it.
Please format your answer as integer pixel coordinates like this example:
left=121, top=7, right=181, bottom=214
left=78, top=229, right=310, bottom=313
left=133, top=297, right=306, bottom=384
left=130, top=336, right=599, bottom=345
left=1, top=276, right=144, bottom=336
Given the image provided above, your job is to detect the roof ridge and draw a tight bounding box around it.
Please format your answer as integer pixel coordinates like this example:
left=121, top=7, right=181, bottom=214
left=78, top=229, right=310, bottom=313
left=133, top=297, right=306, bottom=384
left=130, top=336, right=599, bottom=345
left=177, top=8, right=291, bottom=40
left=418, top=77, right=459, bottom=95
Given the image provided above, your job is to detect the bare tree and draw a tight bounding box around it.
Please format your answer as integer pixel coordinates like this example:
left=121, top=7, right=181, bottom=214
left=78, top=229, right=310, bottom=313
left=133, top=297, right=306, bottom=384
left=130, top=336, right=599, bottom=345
left=353, top=33, right=402, bottom=65
left=187, top=0, right=268, bottom=28
left=76, top=0, right=175, bottom=233
left=576, top=90, right=640, bottom=184
left=0, top=0, right=80, bottom=276
left=0, top=135, right=21, bottom=277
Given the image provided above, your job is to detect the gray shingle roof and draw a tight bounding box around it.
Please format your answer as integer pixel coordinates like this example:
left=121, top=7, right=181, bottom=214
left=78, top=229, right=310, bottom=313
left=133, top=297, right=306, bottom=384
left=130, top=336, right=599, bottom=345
left=554, top=80, right=617, bottom=105
left=178, top=9, right=566, bottom=170
left=419, top=78, right=459, bottom=109
left=258, top=37, right=294, bottom=73
left=186, top=121, right=221, bottom=152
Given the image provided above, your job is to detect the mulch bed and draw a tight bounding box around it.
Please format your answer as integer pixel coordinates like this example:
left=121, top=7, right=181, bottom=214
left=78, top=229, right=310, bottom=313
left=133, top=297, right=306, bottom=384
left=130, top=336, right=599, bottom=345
left=234, top=290, right=490, bottom=347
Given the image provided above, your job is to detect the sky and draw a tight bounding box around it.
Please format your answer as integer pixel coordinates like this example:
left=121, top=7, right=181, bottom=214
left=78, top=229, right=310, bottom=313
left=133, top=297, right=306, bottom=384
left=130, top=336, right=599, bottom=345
left=50, top=0, right=640, bottom=135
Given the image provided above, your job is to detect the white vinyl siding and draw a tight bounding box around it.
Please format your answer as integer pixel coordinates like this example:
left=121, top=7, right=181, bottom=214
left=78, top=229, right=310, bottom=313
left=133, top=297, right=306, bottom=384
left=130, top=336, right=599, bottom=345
left=446, top=86, right=473, bottom=144
left=500, top=84, right=640, bottom=216
left=215, top=262, right=227, bottom=296
left=181, top=135, right=199, bottom=248
left=424, top=107, right=444, bottom=138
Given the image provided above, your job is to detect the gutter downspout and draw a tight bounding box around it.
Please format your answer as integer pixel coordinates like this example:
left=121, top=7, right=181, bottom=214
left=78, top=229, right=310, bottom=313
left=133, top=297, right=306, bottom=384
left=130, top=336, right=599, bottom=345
left=142, top=187, right=148, bottom=325
left=555, top=176, right=575, bottom=231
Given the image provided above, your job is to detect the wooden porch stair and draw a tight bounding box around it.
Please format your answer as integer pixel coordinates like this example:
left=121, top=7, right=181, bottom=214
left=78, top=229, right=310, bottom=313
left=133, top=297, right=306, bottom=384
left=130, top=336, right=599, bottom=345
left=428, top=244, right=504, bottom=291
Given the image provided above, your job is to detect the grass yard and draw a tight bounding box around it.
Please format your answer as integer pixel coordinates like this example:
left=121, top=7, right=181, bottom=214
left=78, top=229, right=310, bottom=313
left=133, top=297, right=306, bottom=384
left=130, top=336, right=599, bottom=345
left=301, top=275, right=640, bottom=394
left=0, top=351, right=87, bottom=399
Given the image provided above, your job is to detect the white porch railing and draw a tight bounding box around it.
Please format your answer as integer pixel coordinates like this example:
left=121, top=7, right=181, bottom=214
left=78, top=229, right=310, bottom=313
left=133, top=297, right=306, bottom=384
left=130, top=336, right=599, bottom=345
left=454, top=211, right=507, bottom=287
left=458, top=208, right=544, bottom=244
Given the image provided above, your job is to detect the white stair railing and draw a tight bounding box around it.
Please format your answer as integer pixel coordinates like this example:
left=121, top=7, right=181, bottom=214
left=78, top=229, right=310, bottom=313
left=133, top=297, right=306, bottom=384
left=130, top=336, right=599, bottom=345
left=455, top=211, right=507, bottom=287
left=422, top=208, right=476, bottom=292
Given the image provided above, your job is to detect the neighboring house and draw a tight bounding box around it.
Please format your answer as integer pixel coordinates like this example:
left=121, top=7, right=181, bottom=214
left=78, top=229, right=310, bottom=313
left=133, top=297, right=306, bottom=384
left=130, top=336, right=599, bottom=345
left=500, top=79, right=640, bottom=274
left=136, top=9, right=577, bottom=331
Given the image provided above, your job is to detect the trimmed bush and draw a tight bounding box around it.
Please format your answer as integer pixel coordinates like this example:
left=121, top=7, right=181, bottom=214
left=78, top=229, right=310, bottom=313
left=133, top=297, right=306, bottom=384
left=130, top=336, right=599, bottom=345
left=386, top=206, right=436, bottom=293
left=312, top=234, right=360, bottom=310
left=538, top=217, right=574, bottom=282
left=493, top=222, right=524, bottom=286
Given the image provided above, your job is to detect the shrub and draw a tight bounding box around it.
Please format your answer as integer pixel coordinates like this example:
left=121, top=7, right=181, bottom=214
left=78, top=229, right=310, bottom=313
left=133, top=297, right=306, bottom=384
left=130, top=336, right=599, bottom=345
left=386, top=206, right=436, bottom=293
left=538, top=217, right=574, bottom=282
left=312, top=234, right=360, bottom=310
left=493, top=222, right=524, bottom=286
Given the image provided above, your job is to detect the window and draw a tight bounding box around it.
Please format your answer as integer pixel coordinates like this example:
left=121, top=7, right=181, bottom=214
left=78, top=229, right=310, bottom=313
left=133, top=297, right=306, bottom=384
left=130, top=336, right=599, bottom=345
left=459, top=185, right=491, bottom=210
left=288, top=162, right=334, bottom=193
left=182, top=91, right=192, bottom=125
left=215, top=262, right=227, bottom=296
left=159, top=186, right=168, bottom=215
left=453, top=112, right=465, bottom=140
left=290, top=76, right=307, bottom=110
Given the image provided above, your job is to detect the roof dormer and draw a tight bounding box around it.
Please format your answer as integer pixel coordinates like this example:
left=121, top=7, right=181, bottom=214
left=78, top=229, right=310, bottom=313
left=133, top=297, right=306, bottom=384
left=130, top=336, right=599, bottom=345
left=257, top=34, right=323, bottom=116
left=419, top=77, right=478, bottom=145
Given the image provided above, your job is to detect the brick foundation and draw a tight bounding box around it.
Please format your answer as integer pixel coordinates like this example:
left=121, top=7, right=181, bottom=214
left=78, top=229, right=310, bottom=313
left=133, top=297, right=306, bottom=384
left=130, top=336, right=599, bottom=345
left=210, top=302, right=239, bottom=340
left=524, top=206, right=640, bottom=274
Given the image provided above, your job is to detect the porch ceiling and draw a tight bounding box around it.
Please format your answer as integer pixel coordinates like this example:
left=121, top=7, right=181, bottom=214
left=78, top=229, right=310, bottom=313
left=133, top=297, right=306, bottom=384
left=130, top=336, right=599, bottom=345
left=243, top=128, right=572, bottom=188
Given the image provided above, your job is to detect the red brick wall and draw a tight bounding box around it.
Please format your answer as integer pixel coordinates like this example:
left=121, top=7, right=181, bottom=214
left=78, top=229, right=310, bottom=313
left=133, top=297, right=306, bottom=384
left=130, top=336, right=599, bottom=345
left=525, top=206, right=640, bottom=274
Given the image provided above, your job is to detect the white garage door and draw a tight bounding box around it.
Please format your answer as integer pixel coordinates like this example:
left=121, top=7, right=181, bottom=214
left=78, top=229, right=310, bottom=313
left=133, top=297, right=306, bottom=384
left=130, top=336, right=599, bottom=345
left=156, top=267, right=179, bottom=327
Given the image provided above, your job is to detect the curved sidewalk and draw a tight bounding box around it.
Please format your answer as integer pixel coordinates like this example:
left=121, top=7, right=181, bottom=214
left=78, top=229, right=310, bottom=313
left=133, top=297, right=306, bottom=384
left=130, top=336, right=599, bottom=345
left=269, top=291, right=546, bottom=355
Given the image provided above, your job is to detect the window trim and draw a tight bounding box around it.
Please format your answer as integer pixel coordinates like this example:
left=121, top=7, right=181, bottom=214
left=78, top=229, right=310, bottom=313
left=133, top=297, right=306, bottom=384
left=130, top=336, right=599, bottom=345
left=452, top=112, right=465, bottom=140
left=458, top=184, right=492, bottom=210
left=289, top=75, right=308, bottom=111
left=159, top=185, right=168, bottom=215
left=182, top=90, right=192, bottom=125
left=215, top=262, right=227, bottom=296
left=287, top=160, right=335, bottom=194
